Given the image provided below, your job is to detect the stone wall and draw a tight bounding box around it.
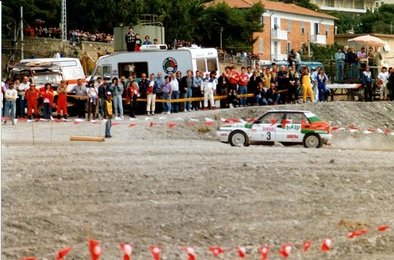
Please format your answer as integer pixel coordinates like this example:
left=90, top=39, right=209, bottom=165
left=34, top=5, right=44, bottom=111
left=2, top=37, right=114, bottom=76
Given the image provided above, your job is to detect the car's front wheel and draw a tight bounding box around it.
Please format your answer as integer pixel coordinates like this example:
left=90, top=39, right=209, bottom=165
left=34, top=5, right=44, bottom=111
left=303, top=134, right=322, bottom=148
left=229, top=130, right=250, bottom=147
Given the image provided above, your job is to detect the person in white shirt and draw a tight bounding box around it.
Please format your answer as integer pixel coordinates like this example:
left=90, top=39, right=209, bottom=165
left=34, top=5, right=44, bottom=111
left=311, top=67, right=319, bottom=102
left=16, top=76, right=30, bottom=118
left=377, top=66, right=389, bottom=100
left=201, top=71, right=217, bottom=110
left=170, top=72, right=180, bottom=113
left=4, top=82, right=18, bottom=125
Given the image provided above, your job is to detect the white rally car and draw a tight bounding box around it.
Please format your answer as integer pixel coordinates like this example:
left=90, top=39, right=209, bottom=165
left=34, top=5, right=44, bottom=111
left=217, top=110, right=332, bottom=148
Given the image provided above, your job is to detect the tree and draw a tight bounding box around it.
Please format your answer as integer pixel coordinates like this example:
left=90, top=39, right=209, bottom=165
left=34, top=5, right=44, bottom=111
left=196, top=2, right=264, bottom=51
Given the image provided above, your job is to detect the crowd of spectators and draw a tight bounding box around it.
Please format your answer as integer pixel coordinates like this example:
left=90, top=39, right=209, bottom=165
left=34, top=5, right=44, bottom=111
left=2, top=62, right=394, bottom=125
left=334, top=45, right=392, bottom=101
left=23, top=26, right=113, bottom=43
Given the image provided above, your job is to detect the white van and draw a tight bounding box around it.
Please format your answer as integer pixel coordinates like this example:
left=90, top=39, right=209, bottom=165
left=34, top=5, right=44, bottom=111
left=12, top=57, right=86, bottom=92
left=90, top=45, right=220, bottom=79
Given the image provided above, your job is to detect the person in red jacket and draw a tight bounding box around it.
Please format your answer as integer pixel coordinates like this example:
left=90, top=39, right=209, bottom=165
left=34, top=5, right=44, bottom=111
left=25, top=83, right=40, bottom=120
left=56, top=80, right=68, bottom=120
left=40, top=83, right=54, bottom=119
left=228, top=66, right=240, bottom=108
left=238, top=66, right=250, bottom=106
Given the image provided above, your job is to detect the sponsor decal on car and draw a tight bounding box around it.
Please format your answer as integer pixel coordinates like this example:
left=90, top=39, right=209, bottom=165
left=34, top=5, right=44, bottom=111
left=285, top=124, right=301, bottom=131
left=286, top=134, right=299, bottom=139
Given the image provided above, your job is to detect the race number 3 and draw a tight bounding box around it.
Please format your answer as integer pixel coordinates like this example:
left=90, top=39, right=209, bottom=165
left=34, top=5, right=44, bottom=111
left=266, top=132, right=271, bottom=140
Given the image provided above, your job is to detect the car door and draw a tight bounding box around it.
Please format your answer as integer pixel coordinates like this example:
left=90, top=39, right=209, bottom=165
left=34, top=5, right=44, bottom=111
left=275, top=112, right=304, bottom=142
left=250, top=112, right=283, bottom=142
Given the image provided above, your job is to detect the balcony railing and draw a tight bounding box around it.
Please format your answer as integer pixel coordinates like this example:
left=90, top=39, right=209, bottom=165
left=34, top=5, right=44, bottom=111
left=311, top=34, right=326, bottom=44
left=271, top=29, right=288, bottom=41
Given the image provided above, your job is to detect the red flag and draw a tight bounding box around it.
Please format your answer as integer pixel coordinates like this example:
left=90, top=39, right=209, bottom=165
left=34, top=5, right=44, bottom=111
left=331, top=125, right=340, bottom=131
left=74, top=121, right=82, bottom=125
left=347, top=229, right=369, bottom=239
left=278, top=244, right=291, bottom=258
left=89, top=239, right=101, bottom=260
left=384, top=128, right=392, bottom=135
left=150, top=246, right=161, bottom=260
left=259, top=245, right=270, bottom=260
left=377, top=225, right=389, bottom=232
left=56, top=246, right=72, bottom=260
left=209, top=246, right=224, bottom=257
left=204, top=121, right=214, bottom=127
left=237, top=247, right=246, bottom=258
left=128, top=122, right=137, bottom=128
left=119, top=243, right=133, bottom=260
left=181, top=247, right=196, bottom=260
left=303, top=240, right=312, bottom=252
left=321, top=239, right=332, bottom=252
left=20, top=257, right=37, bottom=260
left=167, top=122, right=177, bottom=128
left=111, top=122, right=120, bottom=126
left=187, top=121, right=197, bottom=127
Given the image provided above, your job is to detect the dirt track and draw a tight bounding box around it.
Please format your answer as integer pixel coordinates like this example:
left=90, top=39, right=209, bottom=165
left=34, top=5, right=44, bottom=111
left=2, top=101, right=394, bottom=259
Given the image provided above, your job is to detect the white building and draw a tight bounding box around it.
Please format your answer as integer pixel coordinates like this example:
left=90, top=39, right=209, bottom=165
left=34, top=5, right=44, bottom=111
left=310, top=0, right=377, bottom=13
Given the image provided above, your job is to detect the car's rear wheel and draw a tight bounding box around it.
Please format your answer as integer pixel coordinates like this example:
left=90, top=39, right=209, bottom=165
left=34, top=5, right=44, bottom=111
left=229, top=130, right=249, bottom=147
left=303, top=134, right=321, bottom=148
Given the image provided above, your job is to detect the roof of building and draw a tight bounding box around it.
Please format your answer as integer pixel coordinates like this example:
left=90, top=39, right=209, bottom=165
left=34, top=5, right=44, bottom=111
left=214, top=0, right=338, bottom=20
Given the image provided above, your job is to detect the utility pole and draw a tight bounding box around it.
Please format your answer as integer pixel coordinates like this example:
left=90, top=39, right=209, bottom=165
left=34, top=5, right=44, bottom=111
left=61, top=0, right=67, bottom=41
left=20, top=6, right=24, bottom=59
left=219, top=27, right=223, bottom=50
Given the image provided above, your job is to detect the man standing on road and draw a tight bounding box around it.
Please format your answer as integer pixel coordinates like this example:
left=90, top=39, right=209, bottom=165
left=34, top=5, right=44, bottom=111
left=98, top=77, right=112, bottom=118
left=170, top=72, right=180, bottom=113
left=112, top=77, right=124, bottom=120
left=16, top=76, right=30, bottom=118
left=71, top=79, right=87, bottom=119
left=104, top=92, right=113, bottom=138
left=180, top=70, right=194, bottom=112
left=3, top=82, right=18, bottom=125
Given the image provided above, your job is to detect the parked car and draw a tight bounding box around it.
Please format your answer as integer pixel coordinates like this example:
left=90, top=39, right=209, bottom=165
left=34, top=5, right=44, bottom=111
left=217, top=110, right=332, bottom=148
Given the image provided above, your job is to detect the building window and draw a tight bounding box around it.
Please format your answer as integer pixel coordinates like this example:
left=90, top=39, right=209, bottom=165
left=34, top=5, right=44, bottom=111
left=326, top=0, right=335, bottom=7
left=288, top=20, right=292, bottom=32
left=314, top=23, right=319, bottom=35
left=301, top=21, right=305, bottom=34
left=355, top=0, right=363, bottom=9
left=325, top=24, right=329, bottom=36
left=273, top=17, right=279, bottom=29
left=287, top=42, right=291, bottom=54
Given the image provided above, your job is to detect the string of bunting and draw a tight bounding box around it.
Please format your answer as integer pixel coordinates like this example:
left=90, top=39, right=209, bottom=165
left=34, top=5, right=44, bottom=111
left=2, top=116, right=394, bottom=136
left=19, top=225, right=391, bottom=259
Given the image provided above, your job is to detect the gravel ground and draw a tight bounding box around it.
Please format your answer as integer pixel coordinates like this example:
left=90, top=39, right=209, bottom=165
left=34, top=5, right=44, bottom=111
left=1, top=101, right=394, bottom=260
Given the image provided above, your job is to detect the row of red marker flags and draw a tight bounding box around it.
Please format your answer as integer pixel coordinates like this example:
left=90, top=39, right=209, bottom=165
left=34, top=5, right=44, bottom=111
left=20, top=225, right=390, bottom=260
left=3, top=116, right=394, bottom=134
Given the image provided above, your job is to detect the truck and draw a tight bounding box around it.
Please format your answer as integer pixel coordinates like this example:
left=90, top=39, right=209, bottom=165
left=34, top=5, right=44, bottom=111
left=90, top=45, right=220, bottom=80
left=9, top=57, right=86, bottom=92
left=8, top=57, right=87, bottom=116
